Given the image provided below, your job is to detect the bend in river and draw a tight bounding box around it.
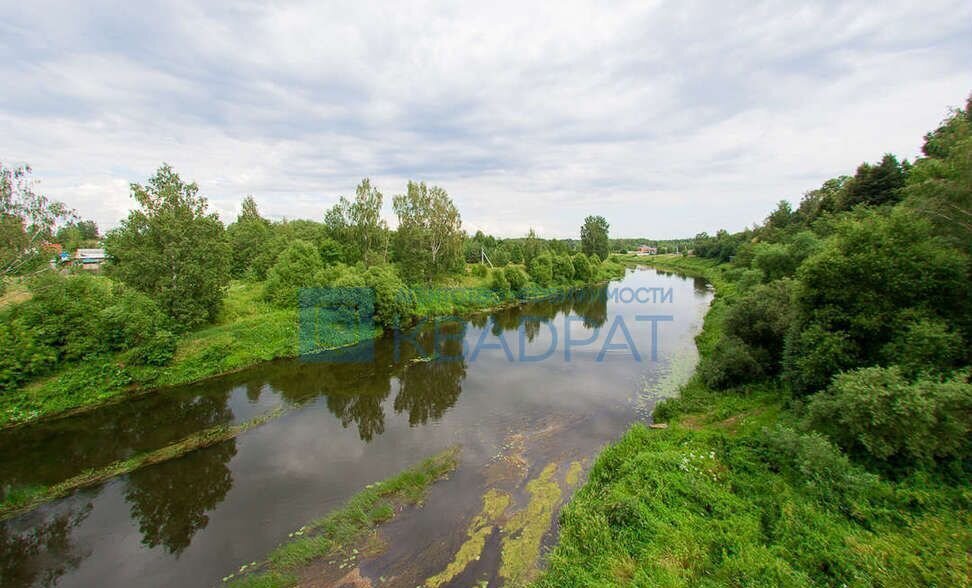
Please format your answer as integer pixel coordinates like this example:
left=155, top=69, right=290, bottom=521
left=0, top=267, right=712, bottom=587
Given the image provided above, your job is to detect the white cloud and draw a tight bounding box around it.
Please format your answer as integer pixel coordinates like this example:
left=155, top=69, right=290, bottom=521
left=1, top=0, right=969, bottom=237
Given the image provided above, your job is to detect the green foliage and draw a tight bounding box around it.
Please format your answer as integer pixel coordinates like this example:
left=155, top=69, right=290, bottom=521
left=503, top=265, right=528, bottom=294
left=471, top=263, right=487, bottom=278
left=551, top=254, right=575, bottom=284
left=842, top=153, right=907, bottom=208
left=580, top=215, right=610, bottom=261
left=784, top=209, right=969, bottom=395
left=571, top=253, right=592, bottom=282
left=905, top=104, right=972, bottom=255
left=393, top=182, right=464, bottom=283
left=225, top=196, right=272, bottom=278
left=880, top=316, right=966, bottom=378
left=527, top=253, right=553, bottom=287
left=264, top=240, right=324, bottom=307
left=806, top=367, right=972, bottom=471
left=489, top=268, right=511, bottom=297
left=535, top=421, right=969, bottom=588
left=54, top=219, right=99, bottom=252
left=104, top=164, right=230, bottom=330
left=362, top=264, right=416, bottom=329
left=723, top=280, right=793, bottom=373
left=1, top=163, right=74, bottom=279
left=698, top=335, right=763, bottom=390
left=0, top=272, right=172, bottom=390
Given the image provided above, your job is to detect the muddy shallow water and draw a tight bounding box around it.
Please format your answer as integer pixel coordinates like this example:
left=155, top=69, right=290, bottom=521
left=0, top=267, right=712, bottom=587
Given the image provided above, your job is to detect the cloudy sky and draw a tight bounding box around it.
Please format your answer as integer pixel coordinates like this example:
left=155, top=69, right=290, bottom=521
left=1, top=1, right=970, bottom=238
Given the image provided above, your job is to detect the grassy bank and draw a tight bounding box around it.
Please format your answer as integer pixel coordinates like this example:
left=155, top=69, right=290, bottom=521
left=223, top=446, right=461, bottom=588
left=0, top=406, right=285, bottom=520
left=1, top=260, right=627, bottom=430
left=532, top=258, right=972, bottom=587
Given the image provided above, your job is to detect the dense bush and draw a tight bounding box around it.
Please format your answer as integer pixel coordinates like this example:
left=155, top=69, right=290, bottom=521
left=264, top=240, right=324, bottom=307
left=805, top=367, right=972, bottom=470
left=551, top=254, right=575, bottom=284
left=503, top=266, right=528, bottom=294
left=807, top=367, right=972, bottom=468
left=0, top=273, right=173, bottom=390
left=698, top=335, right=763, bottom=390
left=489, top=268, right=510, bottom=297
left=784, top=210, right=969, bottom=395
left=723, top=280, right=793, bottom=373
left=363, top=264, right=416, bottom=329
left=571, top=253, right=593, bottom=282
left=470, top=263, right=488, bottom=278
left=527, top=253, right=553, bottom=286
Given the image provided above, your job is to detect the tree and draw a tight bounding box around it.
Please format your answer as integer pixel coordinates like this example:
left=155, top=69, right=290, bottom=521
left=393, top=181, right=464, bottom=283
left=55, top=220, right=99, bottom=252
left=580, top=215, right=610, bottom=261
left=842, top=154, right=907, bottom=208
left=522, top=228, right=543, bottom=265
left=350, top=179, right=388, bottom=263
left=905, top=99, right=972, bottom=255
left=1, top=163, right=74, bottom=284
left=264, top=240, right=323, bottom=307
left=105, top=164, right=230, bottom=330
left=783, top=209, right=969, bottom=394
left=225, top=196, right=271, bottom=278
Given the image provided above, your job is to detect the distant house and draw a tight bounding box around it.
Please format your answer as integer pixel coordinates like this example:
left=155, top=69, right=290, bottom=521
left=72, top=248, right=108, bottom=270
left=635, top=244, right=658, bottom=256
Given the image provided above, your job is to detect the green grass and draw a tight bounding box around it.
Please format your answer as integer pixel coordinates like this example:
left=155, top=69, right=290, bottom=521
left=224, top=446, right=461, bottom=587
left=534, top=422, right=971, bottom=587
left=0, top=281, right=357, bottom=429
left=0, top=407, right=285, bottom=520
left=532, top=256, right=972, bottom=587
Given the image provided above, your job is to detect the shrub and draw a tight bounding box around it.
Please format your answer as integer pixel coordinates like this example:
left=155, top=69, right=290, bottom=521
left=571, top=253, right=593, bottom=282
left=698, top=335, right=763, bottom=390
left=489, top=268, right=511, bottom=297
left=0, top=272, right=175, bottom=390
left=880, top=316, right=965, bottom=378
left=264, top=240, right=324, bottom=307
left=724, top=280, right=793, bottom=373
left=363, top=264, right=416, bottom=329
left=806, top=366, right=972, bottom=469
left=527, top=253, right=553, bottom=286
left=551, top=254, right=575, bottom=284
left=785, top=210, right=969, bottom=395
left=503, top=266, right=528, bottom=294
left=471, top=263, right=488, bottom=278
left=752, top=243, right=795, bottom=282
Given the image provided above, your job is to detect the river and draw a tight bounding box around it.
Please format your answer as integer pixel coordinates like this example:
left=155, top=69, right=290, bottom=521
left=0, top=266, right=712, bottom=587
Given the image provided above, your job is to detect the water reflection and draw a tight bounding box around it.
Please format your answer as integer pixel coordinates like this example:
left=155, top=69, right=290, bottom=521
left=125, top=439, right=236, bottom=554
left=0, top=269, right=712, bottom=588
left=0, top=501, right=91, bottom=587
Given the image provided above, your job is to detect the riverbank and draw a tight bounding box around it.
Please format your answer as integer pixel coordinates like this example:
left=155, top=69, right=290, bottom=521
left=0, top=260, right=627, bottom=430
left=531, top=257, right=971, bottom=587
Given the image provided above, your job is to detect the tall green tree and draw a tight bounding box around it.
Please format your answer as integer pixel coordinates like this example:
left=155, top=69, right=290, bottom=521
left=225, top=195, right=271, bottom=278
left=580, top=215, right=610, bottom=261
left=905, top=97, right=972, bottom=255
left=105, top=164, right=230, bottom=330
left=393, top=181, right=464, bottom=283
left=350, top=178, right=388, bottom=264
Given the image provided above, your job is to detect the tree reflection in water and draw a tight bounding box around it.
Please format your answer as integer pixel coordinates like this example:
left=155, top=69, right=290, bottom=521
left=124, top=439, right=236, bottom=555
left=0, top=499, right=92, bottom=587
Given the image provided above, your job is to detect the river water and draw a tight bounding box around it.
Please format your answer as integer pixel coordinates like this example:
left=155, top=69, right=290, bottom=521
left=0, top=267, right=712, bottom=587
